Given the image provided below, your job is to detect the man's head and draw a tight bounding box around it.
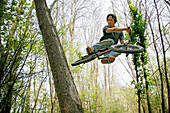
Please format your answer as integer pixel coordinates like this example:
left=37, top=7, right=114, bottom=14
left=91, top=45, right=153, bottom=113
left=106, top=14, right=117, bottom=27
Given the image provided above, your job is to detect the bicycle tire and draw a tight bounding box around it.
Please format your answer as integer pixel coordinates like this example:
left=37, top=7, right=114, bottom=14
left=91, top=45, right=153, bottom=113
left=71, top=55, right=96, bottom=66
left=111, top=44, right=144, bottom=53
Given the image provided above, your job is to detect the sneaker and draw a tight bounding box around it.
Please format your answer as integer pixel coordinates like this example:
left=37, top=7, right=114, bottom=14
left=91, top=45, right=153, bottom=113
left=86, top=46, right=95, bottom=55
left=101, top=57, right=115, bottom=64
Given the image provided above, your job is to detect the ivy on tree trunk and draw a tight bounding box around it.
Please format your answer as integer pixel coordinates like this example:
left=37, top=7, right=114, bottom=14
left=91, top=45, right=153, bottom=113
left=128, top=0, right=152, bottom=113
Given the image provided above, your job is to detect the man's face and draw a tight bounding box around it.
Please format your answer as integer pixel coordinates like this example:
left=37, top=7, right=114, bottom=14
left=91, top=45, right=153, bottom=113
left=107, top=16, right=115, bottom=27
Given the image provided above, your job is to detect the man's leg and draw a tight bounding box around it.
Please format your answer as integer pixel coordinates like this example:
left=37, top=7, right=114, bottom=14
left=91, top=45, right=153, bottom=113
left=101, top=51, right=121, bottom=64
left=93, top=39, right=114, bottom=52
left=86, top=39, right=114, bottom=54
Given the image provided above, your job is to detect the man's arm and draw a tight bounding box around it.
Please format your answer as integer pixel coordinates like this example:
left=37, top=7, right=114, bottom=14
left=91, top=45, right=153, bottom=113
left=106, top=27, right=131, bottom=34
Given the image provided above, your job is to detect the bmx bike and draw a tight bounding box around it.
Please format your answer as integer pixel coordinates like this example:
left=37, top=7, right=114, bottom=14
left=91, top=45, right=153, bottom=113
left=71, top=33, right=144, bottom=66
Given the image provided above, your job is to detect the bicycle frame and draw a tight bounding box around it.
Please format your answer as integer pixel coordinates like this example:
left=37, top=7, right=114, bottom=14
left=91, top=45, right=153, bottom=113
left=82, top=49, right=112, bottom=60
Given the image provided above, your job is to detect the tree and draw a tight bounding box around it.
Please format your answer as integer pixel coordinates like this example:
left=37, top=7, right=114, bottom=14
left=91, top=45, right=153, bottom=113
left=153, top=0, right=169, bottom=112
left=34, top=0, right=84, bottom=112
left=128, top=0, right=152, bottom=113
left=0, top=0, right=36, bottom=112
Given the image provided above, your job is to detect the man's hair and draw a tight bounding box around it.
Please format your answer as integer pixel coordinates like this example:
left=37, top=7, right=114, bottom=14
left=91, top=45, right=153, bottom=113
left=106, top=14, right=117, bottom=23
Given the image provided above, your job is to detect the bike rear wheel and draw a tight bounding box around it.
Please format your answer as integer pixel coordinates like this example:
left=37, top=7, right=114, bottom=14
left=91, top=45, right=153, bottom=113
left=111, top=44, right=144, bottom=53
left=71, top=55, right=96, bottom=66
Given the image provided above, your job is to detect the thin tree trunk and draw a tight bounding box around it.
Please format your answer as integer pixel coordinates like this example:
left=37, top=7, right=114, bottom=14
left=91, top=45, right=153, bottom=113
left=104, top=66, right=107, bottom=97
left=148, top=17, right=165, bottom=113
left=141, top=95, right=148, bottom=113
left=108, top=65, right=111, bottom=96
left=134, top=55, right=141, bottom=113
left=95, top=61, right=98, bottom=113
left=47, top=57, right=55, bottom=113
left=61, top=0, right=66, bottom=45
left=26, top=67, right=32, bottom=112
left=154, top=0, right=169, bottom=112
left=34, top=0, right=83, bottom=112
left=55, top=0, right=59, bottom=26
left=141, top=55, right=152, bottom=113
left=69, top=0, right=76, bottom=41
left=144, top=74, right=152, bottom=113
left=27, top=46, right=37, bottom=112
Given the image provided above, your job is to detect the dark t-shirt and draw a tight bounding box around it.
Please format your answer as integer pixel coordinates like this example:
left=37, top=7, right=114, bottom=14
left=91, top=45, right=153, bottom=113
left=100, top=25, right=124, bottom=44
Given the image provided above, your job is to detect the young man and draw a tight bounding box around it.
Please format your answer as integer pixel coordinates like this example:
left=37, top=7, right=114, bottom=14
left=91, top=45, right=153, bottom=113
left=86, top=14, right=131, bottom=64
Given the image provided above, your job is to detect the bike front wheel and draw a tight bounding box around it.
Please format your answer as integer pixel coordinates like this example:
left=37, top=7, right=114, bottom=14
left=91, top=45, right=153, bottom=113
left=71, top=55, right=96, bottom=66
left=111, top=44, right=144, bottom=53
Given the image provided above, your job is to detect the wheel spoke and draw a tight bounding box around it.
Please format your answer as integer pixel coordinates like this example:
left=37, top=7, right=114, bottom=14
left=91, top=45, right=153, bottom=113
left=111, top=44, right=144, bottom=53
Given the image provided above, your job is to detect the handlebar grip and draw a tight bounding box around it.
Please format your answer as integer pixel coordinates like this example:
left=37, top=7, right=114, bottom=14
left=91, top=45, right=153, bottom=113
left=128, top=27, right=131, bottom=35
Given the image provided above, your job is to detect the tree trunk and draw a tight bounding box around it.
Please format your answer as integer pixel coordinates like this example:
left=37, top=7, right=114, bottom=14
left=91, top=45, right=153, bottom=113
left=34, top=0, right=83, bottom=112
left=61, top=0, right=66, bottom=45
left=148, top=18, right=165, bottom=113
left=142, top=61, right=152, bottom=113
left=154, top=1, right=169, bottom=112
left=108, top=65, right=111, bottom=95
left=47, top=57, right=55, bottom=113
left=134, top=55, right=141, bottom=113
left=95, top=61, right=98, bottom=113
left=104, top=65, right=107, bottom=97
